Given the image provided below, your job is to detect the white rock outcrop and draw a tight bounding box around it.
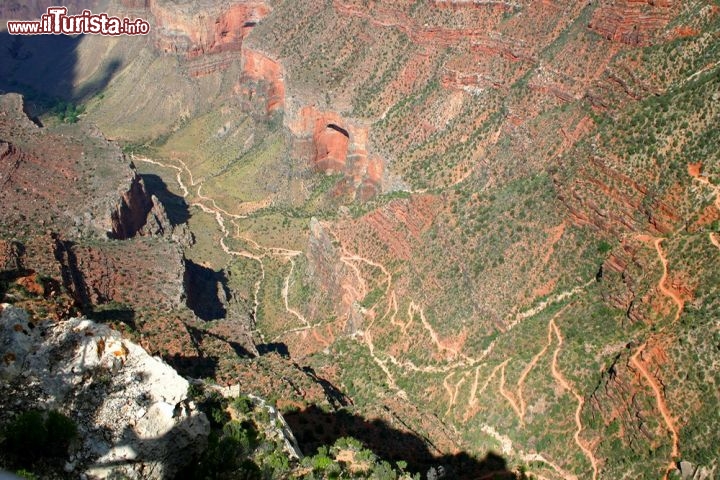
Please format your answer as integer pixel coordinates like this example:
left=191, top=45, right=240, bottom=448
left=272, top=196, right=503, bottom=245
left=0, top=304, right=209, bottom=479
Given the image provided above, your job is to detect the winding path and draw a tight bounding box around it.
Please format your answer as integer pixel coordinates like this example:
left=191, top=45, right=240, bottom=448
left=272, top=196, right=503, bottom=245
left=504, top=280, right=594, bottom=333
left=629, top=343, right=680, bottom=480
left=133, top=155, right=189, bottom=197
left=480, top=424, right=579, bottom=480
left=282, top=255, right=309, bottom=327
left=133, top=154, right=318, bottom=340
left=687, top=163, right=720, bottom=250
left=550, top=320, right=600, bottom=480
left=516, top=310, right=560, bottom=422
left=653, top=238, right=684, bottom=323
left=498, top=361, right=523, bottom=419
left=467, top=360, right=509, bottom=412
left=134, top=152, right=604, bottom=480
left=356, top=267, right=598, bottom=477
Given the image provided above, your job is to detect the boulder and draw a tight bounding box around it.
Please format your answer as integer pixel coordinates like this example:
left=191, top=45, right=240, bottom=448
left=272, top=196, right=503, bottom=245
left=0, top=304, right=209, bottom=479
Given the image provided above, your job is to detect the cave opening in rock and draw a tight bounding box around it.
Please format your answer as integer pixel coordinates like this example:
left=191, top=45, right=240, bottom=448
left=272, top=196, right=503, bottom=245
left=326, top=123, right=349, bottom=138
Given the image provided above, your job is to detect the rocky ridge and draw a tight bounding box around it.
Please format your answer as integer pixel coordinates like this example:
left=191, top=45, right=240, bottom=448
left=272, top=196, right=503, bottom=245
left=0, top=303, right=210, bottom=479
left=2, top=0, right=719, bottom=478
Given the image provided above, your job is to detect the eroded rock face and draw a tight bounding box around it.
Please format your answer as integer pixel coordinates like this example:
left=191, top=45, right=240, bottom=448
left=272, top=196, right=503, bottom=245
left=589, top=0, right=673, bottom=45
left=599, top=241, right=649, bottom=324
left=0, top=305, right=209, bottom=479
left=50, top=235, right=186, bottom=310
left=432, top=0, right=517, bottom=11
left=116, top=0, right=272, bottom=77
left=108, top=169, right=192, bottom=242
left=241, top=48, right=286, bottom=112
left=555, top=156, right=682, bottom=235
left=150, top=0, right=270, bottom=57
left=588, top=340, right=681, bottom=472
left=0, top=240, right=24, bottom=273
left=314, top=124, right=350, bottom=172
left=0, top=141, right=25, bottom=188
left=0, top=93, right=183, bottom=243
left=109, top=172, right=155, bottom=240
left=288, top=106, right=384, bottom=200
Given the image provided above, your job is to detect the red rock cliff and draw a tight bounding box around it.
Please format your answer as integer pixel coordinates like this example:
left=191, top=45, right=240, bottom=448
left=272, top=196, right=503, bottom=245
left=289, top=106, right=384, bottom=201
left=109, top=172, right=154, bottom=240
left=589, top=0, right=673, bottom=45
left=150, top=0, right=269, bottom=57
left=241, top=49, right=285, bottom=112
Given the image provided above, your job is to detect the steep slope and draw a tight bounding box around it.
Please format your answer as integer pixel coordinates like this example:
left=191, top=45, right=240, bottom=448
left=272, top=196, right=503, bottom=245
left=1, top=0, right=719, bottom=478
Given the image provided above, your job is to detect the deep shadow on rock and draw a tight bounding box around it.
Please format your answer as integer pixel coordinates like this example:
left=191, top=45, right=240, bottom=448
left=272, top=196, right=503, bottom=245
left=183, top=259, right=231, bottom=321
left=285, top=405, right=518, bottom=480
left=256, top=341, right=290, bottom=357
left=166, top=353, right=220, bottom=380
left=140, top=174, right=191, bottom=226
left=89, top=305, right=136, bottom=331
left=299, top=365, right=352, bottom=409
left=0, top=30, right=121, bottom=117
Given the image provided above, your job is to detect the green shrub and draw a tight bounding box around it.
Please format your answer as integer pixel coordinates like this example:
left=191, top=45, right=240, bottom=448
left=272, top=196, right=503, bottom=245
left=262, top=450, right=290, bottom=476
left=187, top=383, right=204, bottom=400
left=45, top=410, right=78, bottom=456
left=14, top=470, right=38, bottom=480
left=4, top=411, right=47, bottom=457
left=232, top=395, right=254, bottom=415
left=211, top=407, right=230, bottom=427
left=223, top=420, right=258, bottom=456
left=2, top=409, right=77, bottom=461
left=312, top=449, right=334, bottom=471
left=597, top=240, right=613, bottom=254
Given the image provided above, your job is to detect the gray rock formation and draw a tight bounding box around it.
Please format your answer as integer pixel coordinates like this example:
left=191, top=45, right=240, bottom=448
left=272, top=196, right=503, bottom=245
left=677, top=460, right=717, bottom=480
left=0, top=304, right=209, bottom=479
left=214, top=383, right=303, bottom=461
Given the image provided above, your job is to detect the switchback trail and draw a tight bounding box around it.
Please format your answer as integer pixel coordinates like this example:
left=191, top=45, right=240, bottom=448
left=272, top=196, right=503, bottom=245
left=134, top=153, right=602, bottom=479
left=516, top=308, right=570, bottom=423
left=479, top=424, right=579, bottom=480
left=504, top=279, right=594, bottom=333
left=688, top=163, right=720, bottom=251
left=498, top=362, right=522, bottom=419
left=337, top=238, right=602, bottom=480
left=334, top=239, right=484, bottom=373
left=629, top=343, right=680, bottom=480
left=634, top=234, right=684, bottom=324
left=461, top=305, right=597, bottom=479
left=281, top=254, right=310, bottom=328
left=653, top=238, right=683, bottom=323
left=466, top=360, right=508, bottom=415
left=133, top=154, right=317, bottom=340
left=550, top=320, right=600, bottom=480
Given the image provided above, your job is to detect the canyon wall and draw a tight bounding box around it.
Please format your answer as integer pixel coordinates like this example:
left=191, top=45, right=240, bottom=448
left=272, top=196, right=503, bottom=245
left=109, top=172, right=155, bottom=239
left=149, top=0, right=269, bottom=57
left=240, top=48, right=285, bottom=111
left=589, top=0, right=673, bottom=45
left=288, top=106, right=384, bottom=200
